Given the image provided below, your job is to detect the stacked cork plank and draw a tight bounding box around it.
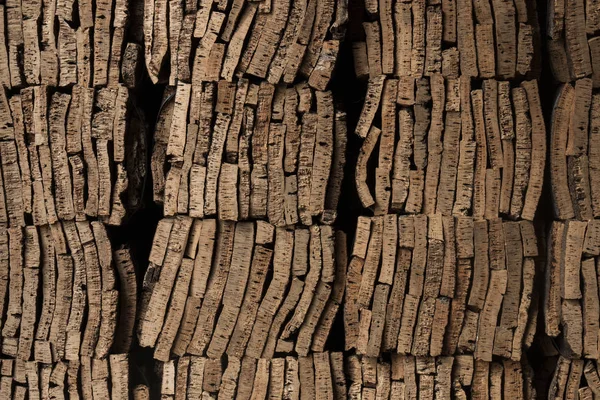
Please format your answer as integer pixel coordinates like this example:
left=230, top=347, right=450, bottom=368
left=139, top=0, right=352, bottom=396
left=547, top=357, right=600, bottom=400
left=344, top=215, right=543, bottom=363
left=0, top=0, right=147, bottom=227
left=0, top=354, right=133, bottom=399
left=547, top=0, right=600, bottom=85
left=353, top=7, right=545, bottom=219
left=346, top=354, right=536, bottom=399
left=158, top=351, right=347, bottom=399
left=152, top=80, right=347, bottom=226
left=545, top=0, right=600, bottom=396
left=0, top=0, right=145, bottom=395
left=138, top=217, right=348, bottom=362
left=346, top=0, right=548, bottom=395
left=0, top=222, right=137, bottom=396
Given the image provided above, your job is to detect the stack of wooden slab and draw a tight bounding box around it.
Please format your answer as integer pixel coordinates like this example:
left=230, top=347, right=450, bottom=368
left=354, top=76, right=545, bottom=220
left=143, top=0, right=346, bottom=87
left=0, top=85, right=145, bottom=228
left=547, top=0, right=600, bottom=86
left=0, top=0, right=147, bottom=227
left=344, top=215, right=542, bottom=362
left=139, top=0, right=351, bottom=394
left=346, top=0, right=547, bottom=395
left=0, top=354, right=132, bottom=399
left=0, top=0, right=143, bottom=89
left=158, top=351, right=347, bottom=399
left=138, top=217, right=347, bottom=362
left=152, top=81, right=347, bottom=226
left=545, top=1, right=600, bottom=395
left=0, top=222, right=137, bottom=396
left=346, top=354, right=535, bottom=400
left=548, top=357, right=600, bottom=400
left=550, top=80, right=600, bottom=220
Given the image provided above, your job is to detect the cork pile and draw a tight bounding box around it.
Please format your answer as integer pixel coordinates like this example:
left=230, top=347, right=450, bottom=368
left=3, top=0, right=600, bottom=395
left=139, top=0, right=353, bottom=396
left=544, top=0, right=600, bottom=397
left=344, top=0, right=549, bottom=396
left=0, top=0, right=146, bottom=395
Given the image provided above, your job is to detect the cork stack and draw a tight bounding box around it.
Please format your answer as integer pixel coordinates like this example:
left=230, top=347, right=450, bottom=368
left=545, top=0, right=600, bottom=395
left=139, top=0, right=352, bottom=397
left=0, top=0, right=146, bottom=395
left=347, top=0, right=547, bottom=395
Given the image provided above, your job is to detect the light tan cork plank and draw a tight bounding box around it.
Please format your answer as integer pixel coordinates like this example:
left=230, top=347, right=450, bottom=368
left=562, top=220, right=586, bottom=300
left=471, top=89, right=487, bottom=220
left=456, top=0, right=478, bottom=77
left=564, top=359, right=584, bottom=400
left=584, top=362, right=600, bottom=397
left=568, top=78, right=593, bottom=156
left=471, top=360, right=489, bottom=399
left=500, top=221, right=521, bottom=330
left=154, top=257, right=194, bottom=361
left=510, top=87, right=532, bottom=218
left=3, top=227, right=23, bottom=339
left=355, top=126, right=381, bottom=208
left=309, top=91, right=334, bottom=217
left=392, top=108, right=413, bottom=211
left=568, top=154, right=594, bottom=220
left=468, top=220, right=489, bottom=310
left=424, top=5, right=442, bottom=75
left=355, top=75, right=385, bottom=138
left=366, top=284, right=389, bottom=357
left=207, top=223, right=255, bottom=358
left=423, top=74, right=445, bottom=214
left=546, top=222, right=565, bottom=337
left=517, top=23, right=534, bottom=75
left=581, top=258, right=599, bottom=359
left=299, top=355, right=315, bottom=400
left=440, top=216, right=456, bottom=297
left=566, top=0, right=592, bottom=78
left=521, top=80, right=546, bottom=221
left=356, top=217, right=383, bottom=309
left=397, top=293, right=419, bottom=354
left=344, top=257, right=364, bottom=350
left=475, top=269, right=507, bottom=361
left=590, top=94, right=600, bottom=216
left=436, top=111, right=461, bottom=215
left=394, top=2, right=412, bottom=77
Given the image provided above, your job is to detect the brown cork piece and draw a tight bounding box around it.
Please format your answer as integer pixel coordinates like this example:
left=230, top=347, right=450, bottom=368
left=444, top=258, right=472, bottom=355
left=468, top=221, right=489, bottom=311
left=392, top=108, right=413, bottom=211
left=355, top=76, right=385, bottom=138
left=423, top=74, right=444, bottom=214
left=521, top=80, right=546, bottom=221
left=357, top=217, right=383, bottom=310
left=344, top=257, right=364, bottom=350
left=245, top=229, right=293, bottom=358
left=551, top=84, right=576, bottom=219
left=562, top=220, right=586, bottom=300
left=475, top=268, right=508, bottom=362
left=561, top=299, right=583, bottom=358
